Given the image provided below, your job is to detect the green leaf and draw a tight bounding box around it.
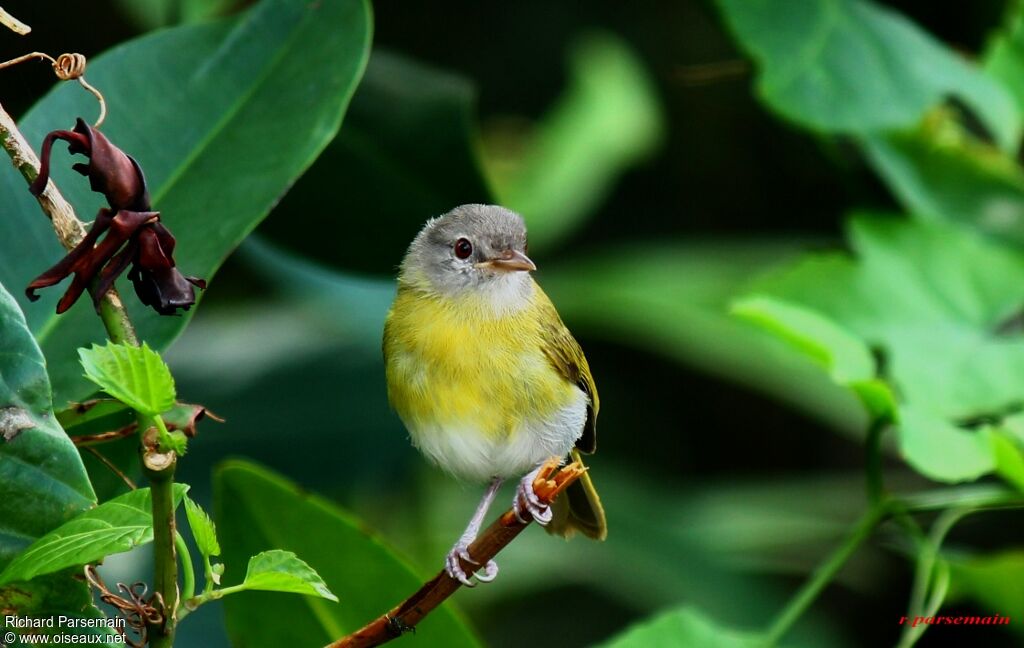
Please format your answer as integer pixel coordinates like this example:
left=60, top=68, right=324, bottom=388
left=717, top=0, right=1020, bottom=149
left=988, top=428, right=1024, bottom=492
left=79, top=342, right=176, bottom=415
left=748, top=215, right=1024, bottom=481
left=731, top=295, right=875, bottom=383
left=260, top=49, right=492, bottom=275
left=600, top=606, right=764, bottom=647
left=484, top=31, right=664, bottom=251
left=184, top=496, right=220, bottom=558
left=898, top=407, right=994, bottom=482
left=985, top=5, right=1024, bottom=118
left=0, top=0, right=372, bottom=406
left=215, top=460, right=480, bottom=647
left=0, top=485, right=188, bottom=585
left=240, top=550, right=337, bottom=602
left=860, top=117, right=1024, bottom=246
left=0, top=282, right=94, bottom=570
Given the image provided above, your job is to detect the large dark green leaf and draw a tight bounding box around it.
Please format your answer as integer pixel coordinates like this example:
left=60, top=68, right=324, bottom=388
left=0, top=570, right=122, bottom=647
left=717, top=0, right=1020, bottom=149
left=215, top=460, right=479, bottom=648
left=0, top=0, right=371, bottom=406
left=260, top=50, right=491, bottom=274
left=0, top=282, right=94, bottom=570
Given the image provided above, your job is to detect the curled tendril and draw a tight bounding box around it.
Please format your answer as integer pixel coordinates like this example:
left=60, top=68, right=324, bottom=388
left=84, top=565, right=164, bottom=648
left=0, top=51, right=106, bottom=127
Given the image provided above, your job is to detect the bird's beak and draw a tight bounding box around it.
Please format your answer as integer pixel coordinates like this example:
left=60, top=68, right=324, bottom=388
left=477, top=249, right=537, bottom=272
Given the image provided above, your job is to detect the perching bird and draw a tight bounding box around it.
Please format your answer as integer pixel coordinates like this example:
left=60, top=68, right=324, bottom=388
left=383, top=204, right=606, bottom=585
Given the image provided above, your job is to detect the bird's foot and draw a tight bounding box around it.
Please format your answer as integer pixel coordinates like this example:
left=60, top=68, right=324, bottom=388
left=445, top=539, right=498, bottom=586
left=513, top=469, right=553, bottom=525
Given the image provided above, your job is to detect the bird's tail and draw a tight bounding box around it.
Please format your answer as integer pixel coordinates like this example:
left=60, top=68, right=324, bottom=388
left=546, top=449, right=607, bottom=540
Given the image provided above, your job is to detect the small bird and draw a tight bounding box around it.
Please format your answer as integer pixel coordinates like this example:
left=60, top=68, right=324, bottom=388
left=383, top=204, right=606, bottom=585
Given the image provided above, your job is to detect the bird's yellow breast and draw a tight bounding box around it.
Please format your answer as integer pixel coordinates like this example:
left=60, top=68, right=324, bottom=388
left=383, top=281, right=579, bottom=443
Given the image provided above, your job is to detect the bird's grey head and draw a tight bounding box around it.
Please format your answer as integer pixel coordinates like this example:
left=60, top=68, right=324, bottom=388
left=400, top=204, right=535, bottom=306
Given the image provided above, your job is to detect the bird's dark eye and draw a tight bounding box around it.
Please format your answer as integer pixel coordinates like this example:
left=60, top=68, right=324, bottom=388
left=454, top=238, right=473, bottom=259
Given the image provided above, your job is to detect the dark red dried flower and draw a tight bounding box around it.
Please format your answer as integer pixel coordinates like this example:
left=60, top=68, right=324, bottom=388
left=26, top=118, right=204, bottom=315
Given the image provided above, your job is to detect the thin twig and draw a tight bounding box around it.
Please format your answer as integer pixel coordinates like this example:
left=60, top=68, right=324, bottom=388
left=327, top=458, right=587, bottom=648
left=0, top=51, right=107, bottom=127
left=83, top=446, right=137, bottom=490
left=0, top=102, right=137, bottom=344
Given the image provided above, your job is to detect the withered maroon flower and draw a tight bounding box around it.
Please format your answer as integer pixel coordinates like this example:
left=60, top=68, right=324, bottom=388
left=26, top=118, right=204, bottom=315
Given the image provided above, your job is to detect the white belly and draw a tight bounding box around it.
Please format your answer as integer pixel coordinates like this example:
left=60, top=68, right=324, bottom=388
left=407, top=388, right=588, bottom=483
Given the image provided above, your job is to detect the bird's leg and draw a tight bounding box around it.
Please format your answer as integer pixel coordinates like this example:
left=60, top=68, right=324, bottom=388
left=446, top=476, right=503, bottom=586
left=513, top=461, right=556, bottom=526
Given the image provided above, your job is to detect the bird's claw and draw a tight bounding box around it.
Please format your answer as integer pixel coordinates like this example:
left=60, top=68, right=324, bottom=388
left=514, top=474, right=552, bottom=525
left=445, top=541, right=497, bottom=586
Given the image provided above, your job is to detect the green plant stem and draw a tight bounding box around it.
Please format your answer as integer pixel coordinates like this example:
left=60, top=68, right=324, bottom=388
left=176, top=531, right=195, bottom=603
left=864, top=418, right=886, bottom=504
left=763, top=502, right=889, bottom=647
left=142, top=414, right=179, bottom=648
left=178, top=584, right=247, bottom=621
left=895, top=509, right=970, bottom=648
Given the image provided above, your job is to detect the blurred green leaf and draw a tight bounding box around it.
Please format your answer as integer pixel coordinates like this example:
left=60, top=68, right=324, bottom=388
left=748, top=215, right=1024, bottom=481
left=0, top=570, right=123, bottom=646
left=899, top=406, right=995, bottom=482
left=0, top=0, right=371, bottom=406
left=949, top=550, right=1024, bottom=634
left=861, top=116, right=1024, bottom=246
left=988, top=428, right=1024, bottom=492
left=731, top=295, right=875, bottom=383
left=239, top=550, right=337, bottom=602
left=985, top=4, right=1024, bottom=118
left=113, top=0, right=238, bottom=29
left=542, top=240, right=869, bottom=435
left=79, top=342, right=176, bottom=416
left=600, top=606, right=764, bottom=647
left=717, top=0, right=1020, bottom=149
left=185, top=496, right=220, bottom=559
left=0, top=485, right=187, bottom=586
left=0, top=282, right=94, bottom=569
left=483, top=31, right=664, bottom=251
left=215, top=460, right=480, bottom=647
left=261, top=50, right=492, bottom=274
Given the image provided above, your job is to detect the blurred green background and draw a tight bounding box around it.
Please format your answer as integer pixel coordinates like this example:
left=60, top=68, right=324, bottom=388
left=3, top=0, right=1024, bottom=646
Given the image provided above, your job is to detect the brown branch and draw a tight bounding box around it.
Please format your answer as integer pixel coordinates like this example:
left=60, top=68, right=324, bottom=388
left=327, top=458, right=587, bottom=648
left=72, top=422, right=138, bottom=446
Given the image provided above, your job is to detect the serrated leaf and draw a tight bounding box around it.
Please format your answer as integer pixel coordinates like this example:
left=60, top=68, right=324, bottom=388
left=0, top=485, right=188, bottom=585
left=79, top=342, right=176, bottom=415
left=717, top=0, right=1020, bottom=149
left=184, top=496, right=220, bottom=559
left=240, top=550, right=337, bottom=602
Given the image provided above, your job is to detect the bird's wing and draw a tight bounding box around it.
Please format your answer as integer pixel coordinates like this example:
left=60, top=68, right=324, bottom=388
left=536, top=287, right=599, bottom=453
